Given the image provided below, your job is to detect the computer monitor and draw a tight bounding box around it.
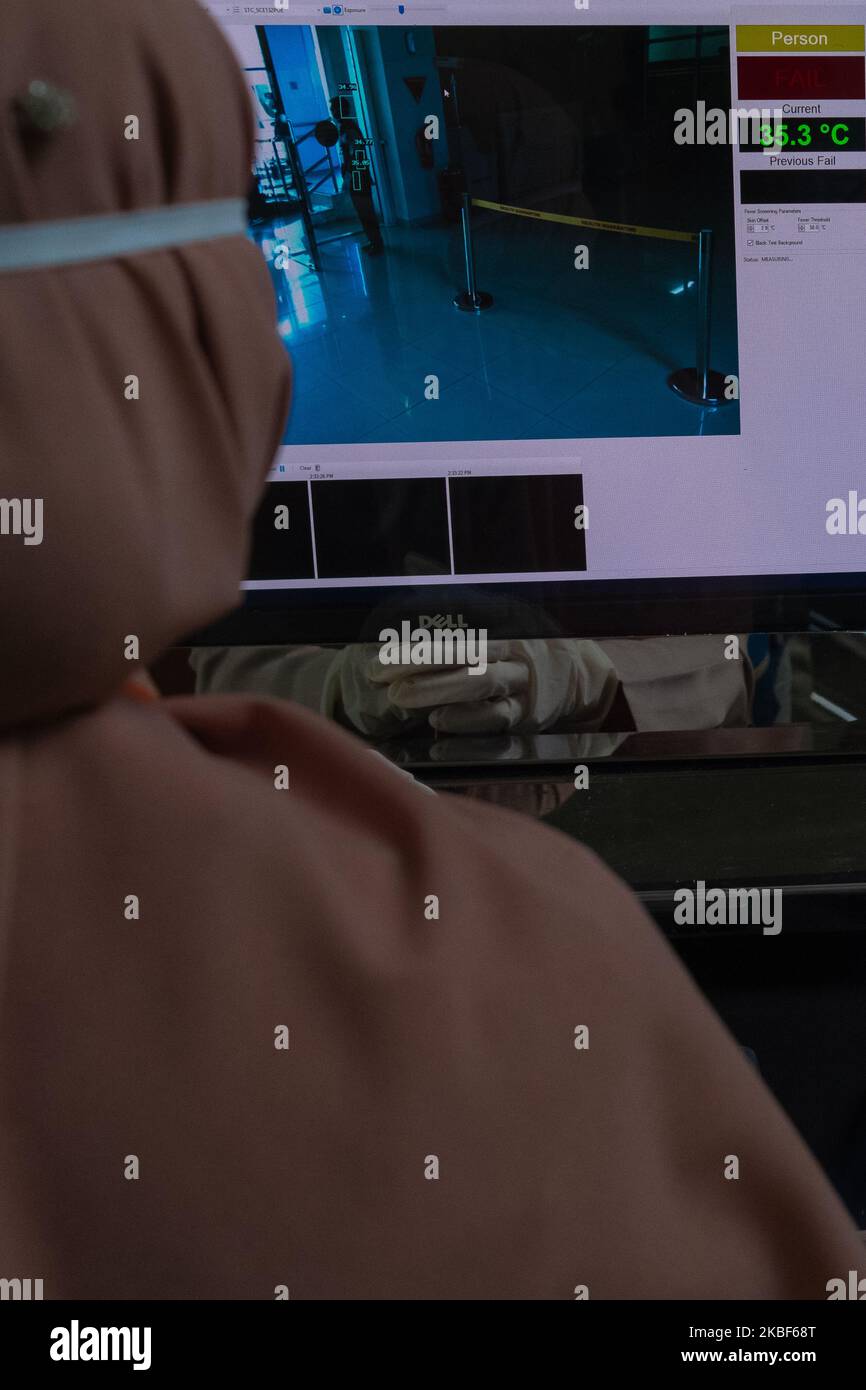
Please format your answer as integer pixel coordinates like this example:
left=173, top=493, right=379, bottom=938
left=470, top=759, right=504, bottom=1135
left=197, top=0, right=866, bottom=643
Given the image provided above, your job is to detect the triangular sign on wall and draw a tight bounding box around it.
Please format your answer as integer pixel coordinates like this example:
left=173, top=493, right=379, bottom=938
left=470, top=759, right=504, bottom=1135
left=403, top=75, right=427, bottom=104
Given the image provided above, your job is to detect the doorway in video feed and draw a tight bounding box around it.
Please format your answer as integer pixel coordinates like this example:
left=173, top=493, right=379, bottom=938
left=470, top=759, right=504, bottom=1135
left=228, top=23, right=740, bottom=445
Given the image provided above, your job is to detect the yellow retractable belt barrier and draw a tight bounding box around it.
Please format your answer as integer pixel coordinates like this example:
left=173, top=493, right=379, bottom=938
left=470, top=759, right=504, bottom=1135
left=471, top=197, right=699, bottom=244
left=453, top=191, right=733, bottom=407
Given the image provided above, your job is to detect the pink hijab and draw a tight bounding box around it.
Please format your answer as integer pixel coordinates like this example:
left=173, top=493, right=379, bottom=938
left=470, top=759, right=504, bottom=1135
left=0, top=0, right=861, bottom=1298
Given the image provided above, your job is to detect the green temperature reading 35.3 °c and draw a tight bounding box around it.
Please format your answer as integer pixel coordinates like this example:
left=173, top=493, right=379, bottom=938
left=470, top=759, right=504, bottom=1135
left=758, top=119, right=850, bottom=147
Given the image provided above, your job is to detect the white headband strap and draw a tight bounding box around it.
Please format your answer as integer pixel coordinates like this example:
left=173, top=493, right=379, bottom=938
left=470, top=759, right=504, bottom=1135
left=0, top=197, right=247, bottom=273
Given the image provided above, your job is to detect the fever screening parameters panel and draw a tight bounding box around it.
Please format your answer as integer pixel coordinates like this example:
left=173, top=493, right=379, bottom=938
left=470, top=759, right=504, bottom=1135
left=205, top=1, right=866, bottom=592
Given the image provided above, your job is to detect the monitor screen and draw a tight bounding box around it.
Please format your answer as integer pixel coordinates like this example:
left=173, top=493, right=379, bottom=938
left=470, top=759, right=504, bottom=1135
left=198, top=0, right=866, bottom=641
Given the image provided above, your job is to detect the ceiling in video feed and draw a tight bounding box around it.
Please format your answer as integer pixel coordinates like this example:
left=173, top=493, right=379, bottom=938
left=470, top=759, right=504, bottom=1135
left=239, top=22, right=740, bottom=445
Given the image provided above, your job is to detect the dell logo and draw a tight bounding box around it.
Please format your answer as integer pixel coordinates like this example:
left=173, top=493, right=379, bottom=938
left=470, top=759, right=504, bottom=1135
left=418, top=613, right=468, bottom=629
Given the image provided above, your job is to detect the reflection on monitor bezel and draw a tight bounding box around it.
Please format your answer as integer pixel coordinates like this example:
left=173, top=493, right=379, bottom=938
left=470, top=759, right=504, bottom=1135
left=187, top=572, right=866, bottom=645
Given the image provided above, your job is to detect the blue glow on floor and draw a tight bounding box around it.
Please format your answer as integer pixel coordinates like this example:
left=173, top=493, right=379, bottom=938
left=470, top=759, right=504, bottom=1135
left=259, top=216, right=740, bottom=445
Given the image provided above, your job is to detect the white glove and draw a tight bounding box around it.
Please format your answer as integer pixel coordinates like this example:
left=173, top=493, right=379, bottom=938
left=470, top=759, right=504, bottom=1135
left=327, top=643, right=431, bottom=738
left=189, top=643, right=428, bottom=738
left=370, top=638, right=619, bottom=735
left=190, top=640, right=620, bottom=739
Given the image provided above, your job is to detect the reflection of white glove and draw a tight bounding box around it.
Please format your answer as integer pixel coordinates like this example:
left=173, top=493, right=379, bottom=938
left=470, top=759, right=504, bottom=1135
left=190, top=644, right=427, bottom=739
left=371, top=639, right=619, bottom=735
left=191, top=640, right=619, bottom=739
left=328, top=644, right=429, bottom=738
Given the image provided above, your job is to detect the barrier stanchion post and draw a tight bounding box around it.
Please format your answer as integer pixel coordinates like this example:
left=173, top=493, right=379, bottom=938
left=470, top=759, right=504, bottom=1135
left=668, top=228, right=733, bottom=407
left=696, top=227, right=712, bottom=400
left=454, top=193, right=493, bottom=313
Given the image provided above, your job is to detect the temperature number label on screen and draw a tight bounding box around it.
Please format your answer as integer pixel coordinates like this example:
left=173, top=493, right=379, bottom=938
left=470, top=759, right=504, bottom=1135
left=741, top=117, right=865, bottom=152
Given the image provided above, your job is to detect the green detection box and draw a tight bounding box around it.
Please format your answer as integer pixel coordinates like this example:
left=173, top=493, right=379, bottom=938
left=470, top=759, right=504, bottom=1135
left=736, top=25, right=865, bottom=52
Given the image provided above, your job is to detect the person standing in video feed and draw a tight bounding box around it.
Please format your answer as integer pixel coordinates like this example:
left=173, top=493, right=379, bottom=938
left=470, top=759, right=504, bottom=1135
left=329, top=95, right=384, bottom=257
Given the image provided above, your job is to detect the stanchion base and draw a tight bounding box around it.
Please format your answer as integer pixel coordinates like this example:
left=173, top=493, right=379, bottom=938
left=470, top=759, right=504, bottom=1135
left=454, top=290, right=494, bottom=313
left=667, top=367, right=732, bottom=407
